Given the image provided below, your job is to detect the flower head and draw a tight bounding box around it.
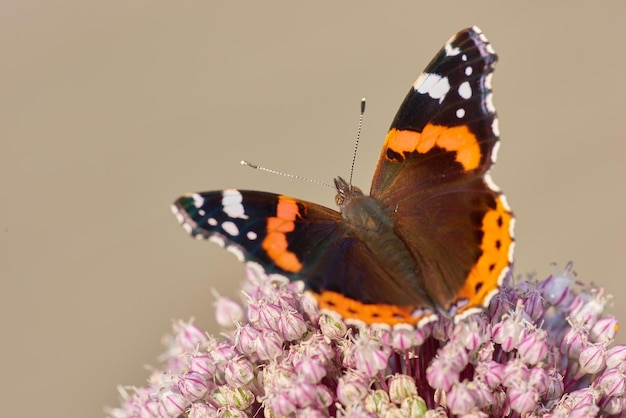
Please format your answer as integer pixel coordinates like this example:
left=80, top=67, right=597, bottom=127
left=109, top=264, right=625, bottom=417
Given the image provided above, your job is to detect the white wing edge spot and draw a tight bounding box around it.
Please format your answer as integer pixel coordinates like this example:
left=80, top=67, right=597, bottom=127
left=172, top=207, right=185, bottom=224
left=456, top=108, right=466, bottom=118
left=483, top=172, right=501, bottom=192
left=486, top=93, right=496, bottom=113
left=485, top=73, right=494, bottom=89
left=268, top=273, right=291, bottom=285
left=507, top=232, right=516, bottom=260
left=226, top=245, right=245, bottom=262
left=247, top=231, right=258, bottom=240
left=209, top=235, right=226, bottom=248
left=491, top=139, right=501, bottom=163
left=472, top=27, right=496, bottom=61
left=491, top=118, right=500, bottom=138
left=245, top=261, right=265, bottom=276
left=500, top=194, right=513, bottom=212
left=191, top=193, right=205, bottom=208
left=454, top=306, right=484, bottom=323
left=416, top=313, right=439, bottom=328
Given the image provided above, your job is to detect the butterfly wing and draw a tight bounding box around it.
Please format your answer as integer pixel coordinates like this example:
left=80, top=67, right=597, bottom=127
left=369, top=27, right=514, bottom=317
left=173, top=190, right=436, bottom=325
left=172, top=190, right=341, bottom=277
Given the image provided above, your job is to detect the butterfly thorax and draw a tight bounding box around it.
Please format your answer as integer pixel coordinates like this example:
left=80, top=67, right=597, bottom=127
left=334, top=176, right=391, bottom=232
left=333, top=176, right=434, bottom=308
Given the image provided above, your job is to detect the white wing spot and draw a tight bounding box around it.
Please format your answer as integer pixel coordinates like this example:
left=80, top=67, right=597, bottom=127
left=456, top=108, right=465, bottom=118
left=445, top=42, right=460, bottom=56
left=247, top=231, right=257, bottom=240
left=462, top=54, right=468, bottom=62
left=182, top=223, right=193, bottom=234
left=465, top=66, right=473, bottom=76
left=222, top=221, right=239, bottom=237
left=198, top=209, right=206, bottom=216
left=222, top=189, right=249, bottom=220
left=458, top=81, right=472, bottom=99
left=208, top=217, right=217, bottom=226
left=414, top=73, right=450, bottom=103
left=191, top=193, right=205, bottom=208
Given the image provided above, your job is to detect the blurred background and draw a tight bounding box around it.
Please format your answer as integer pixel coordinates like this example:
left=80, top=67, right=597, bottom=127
left=1, top=2, right=624, bottom=417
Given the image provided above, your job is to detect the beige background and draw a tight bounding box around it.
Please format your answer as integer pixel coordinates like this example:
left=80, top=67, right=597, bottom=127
left=1, top=2, right=625, bottom=417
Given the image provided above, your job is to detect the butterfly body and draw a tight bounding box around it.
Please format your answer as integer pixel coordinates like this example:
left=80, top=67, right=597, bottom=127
left=173, top=27, right=515, bottom=327
left=334, top=176, right=438, bottom=311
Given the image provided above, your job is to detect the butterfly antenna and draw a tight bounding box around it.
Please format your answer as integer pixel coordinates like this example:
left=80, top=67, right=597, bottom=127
left=241, top=160, right=334, bottom=189
left=349, top=98, right=366, bottom=185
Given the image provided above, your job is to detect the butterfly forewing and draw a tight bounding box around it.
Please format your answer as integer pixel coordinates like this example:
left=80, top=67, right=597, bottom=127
left=368, top=27, right=513, bottom=316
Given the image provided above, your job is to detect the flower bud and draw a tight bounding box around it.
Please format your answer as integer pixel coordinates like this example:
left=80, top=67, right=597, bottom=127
left=224, top=357, right=255, bottom=387
left=158, top=389, right=188, bottom=417
left=388, top=374, right=417, bottom=404
left=277, top=309, right=307, bottom=341
left=178, top=371, right=209, bottom=401
left=364, top=389, right=390, bottom=414
left=579, top=344, right=606, bottom=374
left=214, top=296, right=244, bottom=328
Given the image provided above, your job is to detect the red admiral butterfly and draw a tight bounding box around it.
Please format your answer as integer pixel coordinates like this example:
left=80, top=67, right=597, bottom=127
left=172, top=27, right=514, bottom=327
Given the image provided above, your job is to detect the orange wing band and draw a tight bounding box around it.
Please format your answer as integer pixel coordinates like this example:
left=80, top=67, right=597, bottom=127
left=384, top=124, right=481, bottom=171
left=262, top=196, right=303, bottom=272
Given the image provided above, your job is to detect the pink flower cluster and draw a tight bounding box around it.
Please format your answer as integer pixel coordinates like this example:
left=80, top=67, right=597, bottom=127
left=109, top=263, right=625, bottom=417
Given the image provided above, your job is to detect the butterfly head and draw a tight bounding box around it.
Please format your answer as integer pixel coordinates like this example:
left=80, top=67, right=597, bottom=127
left=334, top=176, right=364, bottom=209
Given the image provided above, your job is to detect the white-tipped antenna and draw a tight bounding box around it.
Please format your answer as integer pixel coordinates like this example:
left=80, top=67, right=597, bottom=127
left=349, top=98, right=366, bottom=185
left=241, top=160, right=334, bottom=189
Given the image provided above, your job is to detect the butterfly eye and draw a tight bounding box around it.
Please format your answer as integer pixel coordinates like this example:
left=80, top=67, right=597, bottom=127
left=335, top=193, right=344, bottom=206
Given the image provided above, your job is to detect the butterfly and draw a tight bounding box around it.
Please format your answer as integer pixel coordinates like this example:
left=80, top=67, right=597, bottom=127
left=172, top=26, right=514, bottom=327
